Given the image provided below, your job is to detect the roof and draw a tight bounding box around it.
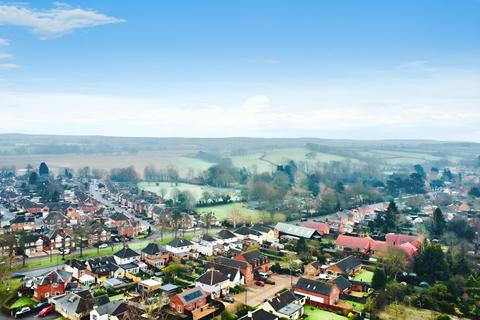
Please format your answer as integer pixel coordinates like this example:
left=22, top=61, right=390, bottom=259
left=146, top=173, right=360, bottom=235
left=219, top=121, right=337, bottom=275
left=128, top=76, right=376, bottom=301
left=295, top=277, right=335, bottom=296
left=238, top=250, right=267, bottom=266
left=332, top=256, right=362, bottom=273
left=10, top=215, right=34, bottom=224
left=238, top=308, right=278, bottom=320
left=300, top=221, right=330, bottom=235
left=167, top=238, right=193, bottom=248
left=142, top=243, right=162, bottom=255
left=52, top=290, right=93, bottom=315
left=385, top=233, right=419, bottom=245
left=234, top=226, right=255, bottom=236
left=215, top=256, right=248, bottom=270
left=217, top=229, right=236, bottom=239
left=274, top=222, right=319, bottom=238
left=268, top=291, right=297, bottom=312
left=398, top=242, right=418, bottom=257
left=38, top=269, right=72, bottom=286
left=336, top=235, right=373, bottom=250
left=250, top=224, right=272, bottom=234
left=331, top=276, right=351, bottom=292
left=205, top=262, right=241, bottom=282
left=160, top=283, right=178, bottom=291
left=119, top=262, right=138, bottom=270
left=201, top=234, right=218, bottom=242
left=94, top=300, right=128, bottom=316
left=176, top=287, right=208, bottom=305
left=110, top=211, right=130, bottom=221
left=114, top=247, right=140, bottom=259
left=196, top=270, right=229, bottom=286
left=44, top=211, right=69, bottom=223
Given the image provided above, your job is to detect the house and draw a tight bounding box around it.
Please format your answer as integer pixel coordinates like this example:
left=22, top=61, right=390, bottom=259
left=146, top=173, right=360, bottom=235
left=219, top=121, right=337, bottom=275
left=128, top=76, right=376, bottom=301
left=165, top=238, right=194, bottom=256
left=385, top=233, right=420, bottom=246
left=22, top=234, right=44, bottom=257
left=138, top=278, right=163, bottom=296
left=43, top=228, right=75, bottom=252
left=238, top=308, right=279, bottom=320
left=335, top=235, right=373, bottom=253
left=50, top=290, right=94, bottom=320
left=113, top=247, right=140, bottom=265
left=192, top=234, right=221, bottom=256
left=216, top=229, right=238, bottom=244
left=215, top=256, right=254, bottom=285
left=325, top=256, right=362, bottom=277
left=90, top=300, right=128, bottom=320
left=303, top=261, right=322, bottom=278
left=262, top=290, right=305, bottom=320
left=10, top=215, right=35, bottom=232
left=160, top=283, right=179, bottom=296
left=117, top=220, right=140, bottom=238
left=86, top=256, right=124, bottom=282
left=250, top=224, right=276, bottom=243
left=88, top=227, right=111, bottom=246
left=43, top=211, right=70, bottom=229
left=274, top=222, right=321, bottom=239
left=234, top=250, right=269, bottom=273
left=300, top=221, right=330, bottom=235
left=141, top=243, right=170, bottom=268
left=294, top=277, right=340, bottom=306
left=195, top=270, right=230, bottom=298
left=108, top=212, right=130, bottom=227
left=33, top=270, right=72, bottom=301
left=65, top=259, right=88, bottom=280
left=119, top=262, right=140, bottom=275
left=169, top=287, right=209, bottom=315
left=205, top=262, right=244, bottom=288
left=329, top=276, right=352, bottom=294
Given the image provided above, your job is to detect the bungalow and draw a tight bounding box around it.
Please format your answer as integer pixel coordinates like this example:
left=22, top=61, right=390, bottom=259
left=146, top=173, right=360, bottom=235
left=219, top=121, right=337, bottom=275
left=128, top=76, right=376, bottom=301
left=86, top=256, right=124, bottom=282
left=216, top=229, right=238, bottom=244
left=33, top=269, right=72, bottom=301
left=274, top=222, right=321, bottom=240
left=50, top=290, right=94, bottom=320
left=329, top=276, right=352, bottom=294
left=169, top=287, right=209, bottom=315
left=119, top=262, right=140, bottom=275
left=113, top=247, right=141, bottom=265
left=195, top=270, right=230, bottom=298
left=165, top=238, right=194, bottom=256
left=262, top=290, right=305, bottom=320
left=294, top=277, right=340, bottom=306
left=89, top=300, right=128, bottom=320
left=335, top=235, right=373, bottom=253
left=234, top=250, right=269, bottom=273
left=141, top=243, right=170, bottom=268
left=325, top=256, right=362, bottom=277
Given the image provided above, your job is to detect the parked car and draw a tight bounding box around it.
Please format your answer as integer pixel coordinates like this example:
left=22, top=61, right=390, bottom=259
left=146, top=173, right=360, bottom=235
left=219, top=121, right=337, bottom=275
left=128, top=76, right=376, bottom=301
left=58, top=248, right=70, bottom=254
left=222, top=296, right=235, bottom=303
left=15, top=307, right=30, bottom=317
left=254, top=280, right=265, bottom=287
left=12, top=272, right=25, bottom=279
left=38, top=305, right=53, bottom=317
left=98, top=243, right=108, bottom=249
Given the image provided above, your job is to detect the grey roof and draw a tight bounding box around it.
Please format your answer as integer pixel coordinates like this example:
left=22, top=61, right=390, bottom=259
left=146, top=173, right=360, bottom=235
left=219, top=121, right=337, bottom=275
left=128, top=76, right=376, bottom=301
left=119, top=262, right=138, bottom=270
left=205, top=262, right=241, bottom=282
left=196, top=270, right=229, bottom=285
left=114, top=247, right=140, bottom=259
left=160, top=283, right=178, bottom=291
left=94, top=300, right=128, bottom=316
left=274, top=222, right=320, bottom=239
left=268, top=291, right=298, bottom=312
left=295, top=277, right=335, bottom=296
left=52, top=290, right=93, bottom=315
left=333, top=255, right=361, bottom=273
left=176, top=287, right=208, bottom=305
left=167, top=238, right=193, bottom=248
left=217, top=229, right=236, bottom=239
left=38, top=269, right=72, bottom=285
left=331, top=276, right=351, bottom=292
left=142, top=243, right=161, bottom=255
left=239, top=308, right=278, bottom=320
left=215, top=256, right=248, bottom=270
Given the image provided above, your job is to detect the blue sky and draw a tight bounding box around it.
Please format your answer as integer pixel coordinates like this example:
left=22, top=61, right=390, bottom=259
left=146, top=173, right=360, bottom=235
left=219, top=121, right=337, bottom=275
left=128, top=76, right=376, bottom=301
left=0, top=0, right=479, bottom=140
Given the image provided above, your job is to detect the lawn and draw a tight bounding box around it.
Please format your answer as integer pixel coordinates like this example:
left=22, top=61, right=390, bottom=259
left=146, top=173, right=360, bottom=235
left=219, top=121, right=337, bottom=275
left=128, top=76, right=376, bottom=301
left=109, top=293, right=125, bottom=301
left=353, top=270, right=374, bottom=284
left=138, top=181, right=241, bottom=201
left=10, top=296, right=36, bottom=309
left=304, top=305, right=347, bottom=320
left=378, top=304, right=443, bottom=320
left=197, top=202, right=283, bottom=223
left=345, top=300, right=364, bottom=311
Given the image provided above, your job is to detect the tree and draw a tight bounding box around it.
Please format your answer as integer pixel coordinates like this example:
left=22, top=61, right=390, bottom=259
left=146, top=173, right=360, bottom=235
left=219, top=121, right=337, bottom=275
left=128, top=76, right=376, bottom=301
left=39, top=162, right=49, bottom=176
left=228, top=208, right=243, bottom=228
left=432, top=207, right=446, bottom=237
left=383, top=247, right=408, bottom=281
left=203, top=211, right=214, bottom=235
left=414, top=164, right=426, bottom=180
left=295, top=238, right=308, bottom=254
left=171, top=210, right=182, bottom=239
left=285, top=252, right=300, bottom=288
left=415, top=241, right=449, bottom=283
left=372, top=268, right=387, bottom=289
left=74, top=225, right=89, bottom=257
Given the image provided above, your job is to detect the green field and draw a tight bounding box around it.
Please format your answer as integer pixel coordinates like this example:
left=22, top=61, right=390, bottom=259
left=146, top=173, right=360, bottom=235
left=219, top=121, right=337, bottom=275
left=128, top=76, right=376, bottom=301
left=138, top=181, right=241, bottom=201
left=304, top=305, right=348, bottom=320
left=353, top=270, right=374, bottom=284
left=358, top=149, right=443, bottom=165
left=197, top=203, right=283, bottom=223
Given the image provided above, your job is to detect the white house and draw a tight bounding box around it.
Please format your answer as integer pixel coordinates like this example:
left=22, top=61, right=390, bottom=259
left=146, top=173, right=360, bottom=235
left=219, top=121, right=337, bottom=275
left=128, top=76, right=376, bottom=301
left=195, top=270, right=230, bottom=298
left=165, top=238, right=194, bottom=256
left=206, top=262, right=244, bottom=288
left=216, top=229, right=239, bottom=244
left=262, top=291, right=304, bottom=320
left=113, top=247, right=140, bottom=265
left=192, top=234, right=221, bottom=256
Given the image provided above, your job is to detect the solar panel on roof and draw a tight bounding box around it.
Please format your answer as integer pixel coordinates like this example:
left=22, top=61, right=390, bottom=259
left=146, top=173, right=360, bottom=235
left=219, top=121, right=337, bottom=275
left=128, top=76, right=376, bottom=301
left=183, top=290, right=203, bottom=302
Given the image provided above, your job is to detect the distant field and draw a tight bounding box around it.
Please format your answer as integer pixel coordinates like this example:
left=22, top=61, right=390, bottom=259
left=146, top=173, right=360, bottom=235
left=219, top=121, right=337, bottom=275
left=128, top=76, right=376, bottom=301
left=196, top=203, right=281, bottom=223
left=231, top=147, right=355, bottom=172
left=138, top=182, right=241, bottom=201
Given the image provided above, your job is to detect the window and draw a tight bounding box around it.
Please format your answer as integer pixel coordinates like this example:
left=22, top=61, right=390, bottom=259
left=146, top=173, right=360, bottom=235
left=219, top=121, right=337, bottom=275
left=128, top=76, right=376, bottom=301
left=177, top=305, right=182, bottom=313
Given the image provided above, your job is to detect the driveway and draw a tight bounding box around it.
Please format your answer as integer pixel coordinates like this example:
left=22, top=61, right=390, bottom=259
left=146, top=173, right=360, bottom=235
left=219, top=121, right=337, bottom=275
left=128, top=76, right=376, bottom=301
left=231, top=274, right=299, bottom=309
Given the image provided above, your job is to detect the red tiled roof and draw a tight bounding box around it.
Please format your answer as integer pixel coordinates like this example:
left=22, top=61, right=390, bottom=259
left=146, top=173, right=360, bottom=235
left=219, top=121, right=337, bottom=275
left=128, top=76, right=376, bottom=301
left=300, top=221, right=330, bottom=235
left=385, top=233, right=419, bottom=246
left=398, top=242, right=418, bottom=257
left=336, top=235, right=373, bottom=250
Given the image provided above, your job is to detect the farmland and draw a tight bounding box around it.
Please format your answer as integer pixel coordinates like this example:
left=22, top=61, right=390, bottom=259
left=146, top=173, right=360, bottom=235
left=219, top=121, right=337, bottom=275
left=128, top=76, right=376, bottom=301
left=196, top=202, right=284, bottom=223
left=138, top=181, right=241, bottom=201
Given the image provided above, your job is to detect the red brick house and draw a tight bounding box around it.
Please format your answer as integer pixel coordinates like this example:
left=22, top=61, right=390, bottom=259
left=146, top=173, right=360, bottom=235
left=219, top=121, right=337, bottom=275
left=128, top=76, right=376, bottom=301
left=293, top=277, right=340, bottom=306
left=117, top=220, right=140, bottom=238
left=215, top=256, right=254, bottom=285
left=234, top=250, right=269, bottom=273
left=141, top=243, right=170, bottom=268
left=33, top=270, right=72, bottom=301
left=10, top=215, right=35, bottom=232
left=170, top=287, right=208, bottom=314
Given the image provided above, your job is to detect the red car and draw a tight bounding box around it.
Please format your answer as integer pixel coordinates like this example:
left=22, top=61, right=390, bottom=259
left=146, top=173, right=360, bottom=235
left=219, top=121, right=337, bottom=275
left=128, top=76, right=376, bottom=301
left=254, top=280, right=265, bottom=287
left=38, top=305, right=53, bottom=317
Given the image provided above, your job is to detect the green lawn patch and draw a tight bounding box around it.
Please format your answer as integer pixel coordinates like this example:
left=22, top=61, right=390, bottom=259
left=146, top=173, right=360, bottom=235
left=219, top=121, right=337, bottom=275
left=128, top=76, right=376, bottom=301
left=10, top=296, right=36, bottom=309
left=304, top=305, right=347, bottom=320
left=109, top=294, right=124, bottom=301
left=353, top=270, right=374, bottom=284
left=346, top=300, right=364, bottom=311
left=197, top=202, right=279, bottom=223
left=138, top=181, right=240, bottom=201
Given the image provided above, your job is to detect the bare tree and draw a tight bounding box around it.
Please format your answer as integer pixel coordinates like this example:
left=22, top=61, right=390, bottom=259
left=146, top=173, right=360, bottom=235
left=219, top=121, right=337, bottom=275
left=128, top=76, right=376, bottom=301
left=228, top=208, right=243, bottom=228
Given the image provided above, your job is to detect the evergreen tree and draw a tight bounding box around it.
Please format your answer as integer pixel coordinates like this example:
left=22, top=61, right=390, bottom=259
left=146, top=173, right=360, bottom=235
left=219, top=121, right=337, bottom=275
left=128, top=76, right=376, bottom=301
left=372, top=268, right=388, bottom=289
left=432, top=207, right=446, bottom=237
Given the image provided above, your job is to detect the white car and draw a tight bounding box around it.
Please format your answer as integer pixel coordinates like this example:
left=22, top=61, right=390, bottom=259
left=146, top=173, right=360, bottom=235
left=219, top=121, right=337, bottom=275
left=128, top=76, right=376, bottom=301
left=98, top=243, right=108, bottom=249
left=15, top=307, right=31, bottom=317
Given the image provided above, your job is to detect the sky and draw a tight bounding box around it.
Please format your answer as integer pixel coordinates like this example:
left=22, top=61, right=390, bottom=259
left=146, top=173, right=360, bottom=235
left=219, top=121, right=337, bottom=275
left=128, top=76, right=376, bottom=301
left=0, top=0, right=479, bottom=141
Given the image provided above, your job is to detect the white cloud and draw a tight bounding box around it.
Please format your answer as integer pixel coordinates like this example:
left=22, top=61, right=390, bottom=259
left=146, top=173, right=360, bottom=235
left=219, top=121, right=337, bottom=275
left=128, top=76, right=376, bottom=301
left=0, top=38, right=9, bottom=46
left=0, top=63, right=19, bottom=69
left=0, top=53, right=12, bottom=59
left=0, top=4, right=124, bottom=38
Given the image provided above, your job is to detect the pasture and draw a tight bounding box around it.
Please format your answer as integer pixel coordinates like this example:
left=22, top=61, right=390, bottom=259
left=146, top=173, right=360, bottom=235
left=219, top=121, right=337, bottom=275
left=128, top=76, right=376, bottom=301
left=138, top=181, right=241, bottom=201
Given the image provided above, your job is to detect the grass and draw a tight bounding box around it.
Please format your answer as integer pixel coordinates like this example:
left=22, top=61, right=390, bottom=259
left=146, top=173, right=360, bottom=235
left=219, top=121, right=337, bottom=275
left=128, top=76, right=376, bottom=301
left=10, top=296, right=36, bottom=309
left=138, top=181, right=241, bottom=201
left=345, top=300, right=364, bottom=311
left=109, top=293, right=125, bottom=301
left=196, top=202, right=281, bottom=223
left=21, top=235, right=193, bottom=271
left=304, top=305, right=347, bottom=320
left=353, top=270, right=374, bottom=284
left=378, top=304, right=443, bottom=320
